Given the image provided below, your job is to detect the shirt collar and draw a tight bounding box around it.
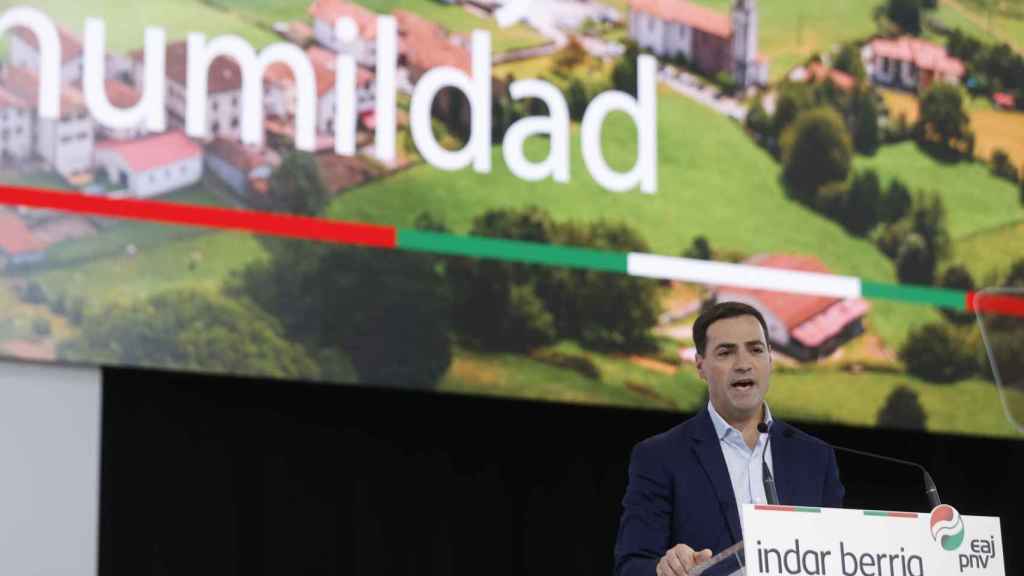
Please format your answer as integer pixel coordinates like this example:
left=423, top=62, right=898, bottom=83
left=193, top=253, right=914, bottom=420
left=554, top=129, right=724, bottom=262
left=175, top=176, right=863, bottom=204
left=707, top=401, right=773, bottom=441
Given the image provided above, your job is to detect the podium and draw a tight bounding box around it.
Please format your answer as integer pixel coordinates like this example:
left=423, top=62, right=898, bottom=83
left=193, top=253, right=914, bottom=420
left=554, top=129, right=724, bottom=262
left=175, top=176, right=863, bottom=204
left=690, top=504, right=1005, bottom=576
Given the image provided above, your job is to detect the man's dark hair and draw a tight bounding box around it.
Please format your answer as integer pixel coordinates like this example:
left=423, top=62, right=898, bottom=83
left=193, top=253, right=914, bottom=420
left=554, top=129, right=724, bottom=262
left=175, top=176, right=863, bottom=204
left=693, top=301, right=770, bottom=356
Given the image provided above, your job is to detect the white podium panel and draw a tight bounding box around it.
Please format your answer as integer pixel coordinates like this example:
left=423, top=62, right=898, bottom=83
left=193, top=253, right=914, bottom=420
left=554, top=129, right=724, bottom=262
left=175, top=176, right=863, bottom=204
left=742, top=504, right=1004, bottom=576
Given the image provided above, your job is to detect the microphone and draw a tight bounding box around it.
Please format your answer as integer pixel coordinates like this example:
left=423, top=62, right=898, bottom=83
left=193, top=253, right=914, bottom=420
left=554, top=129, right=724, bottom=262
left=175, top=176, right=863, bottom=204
left=823, top=438, right=942, bottom=509
left=756, top=421, right=779, bottom=505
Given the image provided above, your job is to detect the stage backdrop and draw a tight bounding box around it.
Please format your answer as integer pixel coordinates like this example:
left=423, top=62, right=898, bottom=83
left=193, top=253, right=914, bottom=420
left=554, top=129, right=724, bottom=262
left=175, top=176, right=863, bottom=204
left=0, top=0, right=1022, bottom=438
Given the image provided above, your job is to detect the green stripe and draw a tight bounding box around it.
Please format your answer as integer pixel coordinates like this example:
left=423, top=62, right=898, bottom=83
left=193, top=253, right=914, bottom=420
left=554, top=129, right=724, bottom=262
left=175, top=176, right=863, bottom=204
left=794, top=506, right=821, bottom=513
left=861, top=281, right=966, bottom=310
left=863, top=510, right=891, bottom=517
left=397, top=229, right=628, bottom=273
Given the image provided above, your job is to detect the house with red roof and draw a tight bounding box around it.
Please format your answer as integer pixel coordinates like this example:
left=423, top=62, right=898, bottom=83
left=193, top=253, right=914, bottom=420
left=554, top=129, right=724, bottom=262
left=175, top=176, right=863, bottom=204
left=8, top=25, right=84, bottom=85
left=394, top=10, right=476, bottom=133
left=0, top=211, right=46, bottom=268
left=794, top=62, right=857, bottom=93
left=0, top=86, right=32, bottom=162
left=134, top=41, right=244, bottom=140
left=264, top=46, right=376, bottom=137
left=711, top=254, right=870, bottom=361
left=864, top=36, right=965, bottom=92
left=308, top=0, right=378, bottom=67
left=2, top=66, right=94, bottom=177
left=205, top=138, right=279, bottom=197
left=93, top=79, right=146, bottom=140
left=628, top=0, right=767, bottom=87
left=94, top=131, right=202, bottom=198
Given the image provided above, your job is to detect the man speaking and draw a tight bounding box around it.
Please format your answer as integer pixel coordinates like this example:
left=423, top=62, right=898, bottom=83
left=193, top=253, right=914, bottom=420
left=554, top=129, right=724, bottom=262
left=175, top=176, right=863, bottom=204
left=614, top=302, right=844, bottom=576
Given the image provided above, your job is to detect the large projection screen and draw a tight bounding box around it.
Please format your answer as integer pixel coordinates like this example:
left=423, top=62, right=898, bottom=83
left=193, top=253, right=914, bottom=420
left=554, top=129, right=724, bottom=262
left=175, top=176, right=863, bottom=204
left=0, top=0, right=1022, bottom=438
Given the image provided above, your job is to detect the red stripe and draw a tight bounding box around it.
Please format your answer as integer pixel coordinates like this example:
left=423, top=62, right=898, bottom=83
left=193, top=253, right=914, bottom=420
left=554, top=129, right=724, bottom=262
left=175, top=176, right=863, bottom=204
left=754, top=505, right=796, bottom=512
left=0, top=185, right=396, bottom=248
left=968, top=291, right=1024, bottom=319
left=887, top=512, right=918, bottom=518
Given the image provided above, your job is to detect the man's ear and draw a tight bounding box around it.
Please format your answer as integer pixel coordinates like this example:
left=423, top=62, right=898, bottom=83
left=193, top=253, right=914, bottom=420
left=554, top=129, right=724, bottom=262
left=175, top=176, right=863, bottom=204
left=695, top=353, right=706, bottom=381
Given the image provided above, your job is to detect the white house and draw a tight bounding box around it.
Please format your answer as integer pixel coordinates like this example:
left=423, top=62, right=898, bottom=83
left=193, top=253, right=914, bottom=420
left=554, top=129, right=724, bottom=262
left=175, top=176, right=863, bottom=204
left=94, top=131, right=203, bottom=198
left=0, top=86, right=32, bottom=163
left=3, top=66, right=94, bottom=177
left=628, top=0, right=767, bottom=87
left=136, top=42, right=243, bottom=139
left=308, top=0, right=378, bottom=67
left=264, top=46, right=375, bottom=143
left=8, top=25, right=84, bottom=85
left=864, top=36, right=965, bottom=92
left=205, top=137, right=278, bottom=197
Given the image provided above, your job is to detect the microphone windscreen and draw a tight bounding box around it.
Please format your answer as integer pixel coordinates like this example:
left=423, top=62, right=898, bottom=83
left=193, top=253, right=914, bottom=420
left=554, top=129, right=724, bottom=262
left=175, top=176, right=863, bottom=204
left=756, top=422, right=769, bottom=433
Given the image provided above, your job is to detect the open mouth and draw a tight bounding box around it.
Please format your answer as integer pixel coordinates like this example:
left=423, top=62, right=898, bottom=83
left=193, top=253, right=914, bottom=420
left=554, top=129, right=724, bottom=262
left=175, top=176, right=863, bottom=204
left=731, top=379, right=755, bottom=389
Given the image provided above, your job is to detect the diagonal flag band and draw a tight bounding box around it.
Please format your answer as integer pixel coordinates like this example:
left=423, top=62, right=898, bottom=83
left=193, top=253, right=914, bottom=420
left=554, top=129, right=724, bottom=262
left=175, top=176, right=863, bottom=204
left=2, top=184, right=1024, bottom=317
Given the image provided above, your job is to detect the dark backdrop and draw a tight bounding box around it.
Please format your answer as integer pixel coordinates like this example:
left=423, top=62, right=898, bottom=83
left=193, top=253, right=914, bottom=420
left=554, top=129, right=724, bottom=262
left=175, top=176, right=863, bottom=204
left=99, top=367, right=1023, bottom=576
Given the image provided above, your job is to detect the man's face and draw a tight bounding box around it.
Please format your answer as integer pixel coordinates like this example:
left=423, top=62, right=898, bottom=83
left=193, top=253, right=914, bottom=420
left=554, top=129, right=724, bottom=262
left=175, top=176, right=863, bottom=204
left=696, top=314, right=772, bottom=423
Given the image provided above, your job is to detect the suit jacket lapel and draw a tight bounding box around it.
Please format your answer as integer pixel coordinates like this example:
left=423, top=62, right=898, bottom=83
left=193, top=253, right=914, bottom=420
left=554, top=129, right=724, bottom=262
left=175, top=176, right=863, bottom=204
left=769, top=421, right=794, bottom=505
left=689, top=409, right=742, bottom=543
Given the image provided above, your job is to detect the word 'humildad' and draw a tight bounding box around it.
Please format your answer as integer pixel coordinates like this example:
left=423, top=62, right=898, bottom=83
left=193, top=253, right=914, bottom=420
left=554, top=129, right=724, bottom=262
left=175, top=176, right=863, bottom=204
left=0, top=5, right=658, bottom=192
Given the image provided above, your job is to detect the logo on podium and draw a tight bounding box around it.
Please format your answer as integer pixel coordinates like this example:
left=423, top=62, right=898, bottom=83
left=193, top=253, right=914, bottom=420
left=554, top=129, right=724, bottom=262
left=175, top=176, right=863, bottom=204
left=930, top=504, right=965, bottom=551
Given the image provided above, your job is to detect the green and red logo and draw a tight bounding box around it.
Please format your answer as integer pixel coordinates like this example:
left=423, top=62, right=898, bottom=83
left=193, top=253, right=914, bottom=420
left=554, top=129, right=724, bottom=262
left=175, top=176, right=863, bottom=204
left=930, top=504, right=965, bottom=551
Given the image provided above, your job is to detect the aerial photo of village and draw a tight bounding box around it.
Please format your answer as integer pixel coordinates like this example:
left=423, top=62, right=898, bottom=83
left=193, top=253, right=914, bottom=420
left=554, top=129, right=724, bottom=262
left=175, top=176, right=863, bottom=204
left=0, top=0, right=1022, bottom=437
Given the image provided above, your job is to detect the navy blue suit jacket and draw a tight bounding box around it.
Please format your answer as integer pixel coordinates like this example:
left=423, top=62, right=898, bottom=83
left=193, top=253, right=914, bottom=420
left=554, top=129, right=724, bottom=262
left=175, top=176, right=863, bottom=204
left=614, top=408, right=844, bottom=576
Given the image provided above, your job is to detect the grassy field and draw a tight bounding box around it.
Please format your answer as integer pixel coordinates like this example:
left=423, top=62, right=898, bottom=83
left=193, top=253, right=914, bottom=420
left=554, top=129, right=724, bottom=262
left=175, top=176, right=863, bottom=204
left=328, top=88, right=942, bottom=347
left=937, top=0, right=1024, bottom=51
left=21, top=230, right=265, bottom=313
left=954, top=219, right=1024, bottom=282
left=855, top=141, right=1022, bottom=239
left=207, top=0, right=547, bottom=53
left=440, top=344, right=1023, bottom=438
left=20, top=0, right=279, bottom=51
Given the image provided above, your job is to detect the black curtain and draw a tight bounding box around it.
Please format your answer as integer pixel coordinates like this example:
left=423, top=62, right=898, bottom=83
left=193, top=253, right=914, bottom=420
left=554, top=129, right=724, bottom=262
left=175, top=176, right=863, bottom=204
left=99, top=367, right=1023, bottom=575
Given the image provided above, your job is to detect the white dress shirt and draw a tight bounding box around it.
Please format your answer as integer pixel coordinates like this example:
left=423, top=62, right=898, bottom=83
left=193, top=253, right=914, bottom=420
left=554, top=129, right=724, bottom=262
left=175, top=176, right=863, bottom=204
left=707, top=401, right=775, bottom=528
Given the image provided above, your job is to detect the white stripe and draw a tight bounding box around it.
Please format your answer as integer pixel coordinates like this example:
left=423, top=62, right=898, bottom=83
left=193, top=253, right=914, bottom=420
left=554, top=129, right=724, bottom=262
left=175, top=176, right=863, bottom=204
left=627, top=253, right=862, bottom=299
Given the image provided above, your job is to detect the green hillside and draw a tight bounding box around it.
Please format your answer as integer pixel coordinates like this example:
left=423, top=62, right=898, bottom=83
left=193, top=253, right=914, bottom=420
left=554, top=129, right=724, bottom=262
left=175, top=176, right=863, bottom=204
left=855, top=142, right=1022, bottom=240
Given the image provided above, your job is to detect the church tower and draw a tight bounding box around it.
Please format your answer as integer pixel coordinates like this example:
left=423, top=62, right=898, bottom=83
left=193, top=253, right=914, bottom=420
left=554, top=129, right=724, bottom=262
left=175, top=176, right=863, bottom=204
left=731, top=0, right=759, bottom=87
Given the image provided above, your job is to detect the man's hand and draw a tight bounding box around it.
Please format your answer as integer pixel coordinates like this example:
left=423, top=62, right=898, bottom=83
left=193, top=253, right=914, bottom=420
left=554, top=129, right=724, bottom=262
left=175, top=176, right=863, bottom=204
left=656, top=544, right=712, bottom=576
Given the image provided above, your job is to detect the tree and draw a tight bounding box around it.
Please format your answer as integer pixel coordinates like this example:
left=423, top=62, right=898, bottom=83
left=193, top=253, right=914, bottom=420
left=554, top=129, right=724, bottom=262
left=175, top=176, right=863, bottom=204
left=781, top=107, right=854, bottom=203
left=843, top=169, right=882, bottom=235
left=887, top=0, right=923, bottom=35
left=448, top=207, right=662, bottom=353
left=939, top=263, right=976, bottom=324
left=896, top=233, right=936, bottom=284
left=990, top=148, right=1019, bottom=183
left=916, top=84, right=972, bottom=156
left=266, top=151, right=329, bottom=216
left=59, top=289, right=317, bottom=378
left=881, top=178, right=912, bottom=222
left=612, top=41, right=639, bottom=96
left=554, top=220, right=662, bottom=351
left=852, top=89, right=880, bottom=155
left=568, top=78, right=588, bottom=121
left=447, top=207, right=558, bottom=351
left=908, top=193, right=951, bottom=260
left=771, top=82, right=816, bottom=138
left=876, top=386, right=928, bottom=430
left=232, top=240, right=453, bottom=388
left=833, top=44, right=866, bottom=81
left=683, top=236, right=712, bottom=260
left=875, top=218, right=913, bottom=259
left=745, top=96, right=771, bottom=143
left=899, top=322, right=977, bottom=382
